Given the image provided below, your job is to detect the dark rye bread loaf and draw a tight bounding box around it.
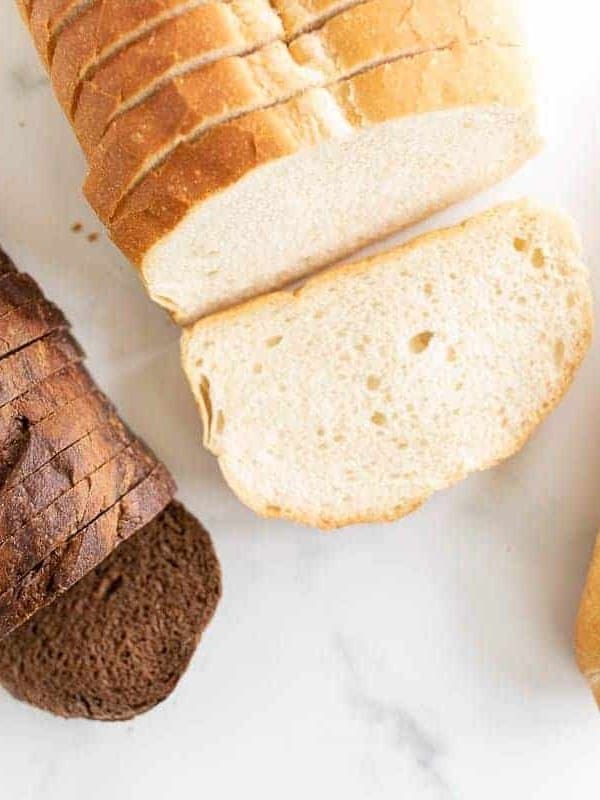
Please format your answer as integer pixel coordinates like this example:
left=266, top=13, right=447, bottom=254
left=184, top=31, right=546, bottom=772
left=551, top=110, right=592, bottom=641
left=0, top=501, right=221, bottom=721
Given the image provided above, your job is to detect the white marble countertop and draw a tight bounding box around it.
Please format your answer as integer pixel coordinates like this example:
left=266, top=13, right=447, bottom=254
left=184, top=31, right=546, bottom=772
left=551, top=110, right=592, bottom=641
left=1, top=2, right=600, bottom=797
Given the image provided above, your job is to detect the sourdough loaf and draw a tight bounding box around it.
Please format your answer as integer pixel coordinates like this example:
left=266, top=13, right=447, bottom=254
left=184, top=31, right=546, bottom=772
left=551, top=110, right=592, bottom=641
left=0, top=501, right=221, bottom=721
left=182, top=201, right=592, bottom=528
left=84, top=0, right=521, bottom=220
left=111, top=42, right=539, bottom=323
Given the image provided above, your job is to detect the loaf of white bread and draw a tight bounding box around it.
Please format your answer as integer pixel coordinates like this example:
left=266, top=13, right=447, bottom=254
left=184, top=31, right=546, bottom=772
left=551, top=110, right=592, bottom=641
left=17, top=0, right=539, bottom=324
left=182, top=201, right=592, bottom=528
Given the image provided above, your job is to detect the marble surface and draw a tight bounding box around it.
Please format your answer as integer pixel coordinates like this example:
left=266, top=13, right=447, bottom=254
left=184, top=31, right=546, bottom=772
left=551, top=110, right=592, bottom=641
left=1, top=2, right=600, bottom=797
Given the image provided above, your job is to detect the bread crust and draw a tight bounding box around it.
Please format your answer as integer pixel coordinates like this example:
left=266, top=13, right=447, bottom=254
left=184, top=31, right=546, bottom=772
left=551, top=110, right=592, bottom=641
left=29, top=0, right=89, bottom=65
left=84, top=0, right=520, bottom=221
left=0, top=415, right=133, bottom=534
left=181, top=200, right=592, bottom=529
left=0, top=299, right=67, bottom=360
left=109, top=42, right=537, bottom=275
left=0, top=463, right=175, bottom=638
left=0, top=439, right=158, bottom=594
left=575, top=534, right=600, bottom=705
left=0, top=330, right=84, bottom=408
left=74, top=0, right=284, bottom=156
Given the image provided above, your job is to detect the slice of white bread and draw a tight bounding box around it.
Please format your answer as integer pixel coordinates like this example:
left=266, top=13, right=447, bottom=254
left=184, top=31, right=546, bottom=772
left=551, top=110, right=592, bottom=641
left=110, top=42, right=540, bottom=324
left=84, top=0, right=521, bottom=219
left=181, top=201, right=592, bottom=529
left=575, top=535, right=600, bottom=705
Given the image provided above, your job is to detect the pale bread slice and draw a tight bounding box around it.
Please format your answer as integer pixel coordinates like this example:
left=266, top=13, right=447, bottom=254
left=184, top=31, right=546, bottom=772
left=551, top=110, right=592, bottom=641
left=84, top=0, right=521, bottom=220
left=110, top=42, right=539, bottom=324
left=181, top=201, right=592, bottom=529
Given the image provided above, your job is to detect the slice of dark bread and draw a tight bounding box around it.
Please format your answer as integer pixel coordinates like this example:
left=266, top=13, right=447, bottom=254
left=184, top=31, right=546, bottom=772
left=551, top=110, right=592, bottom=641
left=0, top=330, right=84, bottom=408
left=0, top=463, right=176, bottom=638
left=0, top=501, right=221, bottom=721
left=0, top=439, right=158, bottom=593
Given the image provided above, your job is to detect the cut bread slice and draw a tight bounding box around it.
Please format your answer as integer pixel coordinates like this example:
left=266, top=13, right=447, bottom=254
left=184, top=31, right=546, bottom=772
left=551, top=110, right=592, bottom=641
left=0, top=463, right=175, bottom=638
left=575, top=533, right=600, bottom=706
left=0, top=501, right=221, bottom=721
left=181, top=201, right=592, bottom=529
left=0, top=415, right=133, bottom=533
left=0, top=439, right=158, bottom=594
left=76, top=0, right=519, bottom=160
left=111, top=42, right=540, bottom=324
left=74, top=0, right=287, bottom=154
left=84, top=0, right=521, bottom=221
left=0, top=331, right=84, bottom=408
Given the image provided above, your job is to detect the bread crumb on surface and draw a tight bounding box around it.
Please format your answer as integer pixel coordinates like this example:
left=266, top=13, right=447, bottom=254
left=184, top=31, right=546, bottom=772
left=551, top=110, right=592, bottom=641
left=70, top=223, right=82, bottom=233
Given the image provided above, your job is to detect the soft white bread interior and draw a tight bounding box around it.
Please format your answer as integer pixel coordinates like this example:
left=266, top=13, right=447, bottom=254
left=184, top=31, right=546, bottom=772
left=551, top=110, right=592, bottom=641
left=576, top=534, right=600, bottom=706
left=112, top=43, right=540, bottom=325
left=181, top=201, right=592, bottom=529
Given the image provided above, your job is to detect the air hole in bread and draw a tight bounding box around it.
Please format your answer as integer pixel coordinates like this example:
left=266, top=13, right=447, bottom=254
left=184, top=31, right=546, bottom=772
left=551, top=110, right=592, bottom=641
left=253, top=363, right=263, bottom=374
left=266, top=335, right=283, bottom=348
left=216, top=411, right=225, bottom=436
left=447, top=346, right=457, bottom=362
left=532, top=248, right=546, bottom=268
left=554, top=339, right=565, bottom=368
left=424, top=283, right=433, bottom=296
left=199, top=376, right=213, bottom=439
left=513, top=237, right=528, bottom=252
left=366, top=375, right=381, bottom=390
left=410, top=331, right=434, bottom=354
left=371, top=411, right=387, bottom=427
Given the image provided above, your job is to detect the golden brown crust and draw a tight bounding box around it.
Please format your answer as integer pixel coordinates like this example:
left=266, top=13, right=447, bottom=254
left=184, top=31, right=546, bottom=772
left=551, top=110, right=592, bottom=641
left=83, top=0, right=521, bottom=222
left=74, top=0, right=282, bottom=157
left=29, top=0, right=87, bottom=65
left=182, top=200, right=591, bottom=529
left=109, top=42, right=536, bottom=265
left=49, top=0, right=196, bottom=117
left=576, top=534, right=600, bottom=705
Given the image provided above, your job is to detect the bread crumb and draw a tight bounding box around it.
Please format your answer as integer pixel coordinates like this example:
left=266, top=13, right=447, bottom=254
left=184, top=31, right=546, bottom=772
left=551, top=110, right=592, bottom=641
left=18, top=121, right=25, bottom=128
left=71, top=223, right=83, bottom=233
left=87, top=233, right=99, bottom=243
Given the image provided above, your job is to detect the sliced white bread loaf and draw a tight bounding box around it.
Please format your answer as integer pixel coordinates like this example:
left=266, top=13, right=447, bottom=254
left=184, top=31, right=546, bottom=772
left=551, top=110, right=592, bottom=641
left=181, top=201, right=592, bottom=529
left=111, top=42, right=540, bottom=324
left=84, top=0, right=521, bottom=219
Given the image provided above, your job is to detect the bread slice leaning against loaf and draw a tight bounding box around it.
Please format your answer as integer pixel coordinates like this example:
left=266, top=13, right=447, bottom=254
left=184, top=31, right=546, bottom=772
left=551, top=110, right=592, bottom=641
left=181, top=201, right=592, bottom=530
left=84, top=0, right=521, bottom=220
left=111, top=42, right=540, bottom=325
left=575, top=535, right=600, bottom=706
left=0, top=501, right=222, bottom=721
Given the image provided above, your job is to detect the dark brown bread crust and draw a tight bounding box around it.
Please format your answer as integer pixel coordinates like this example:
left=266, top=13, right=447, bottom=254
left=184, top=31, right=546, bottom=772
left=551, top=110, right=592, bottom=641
left=0, top=501, right=220, bottom=720
left=0, top=272, right=46, bottom=316
left=0, top=416, right=133, bottom=535
left=0, top=300, right=68, bottom=360
left=0, top=248, right=17, bottom=275
left=0, top=439, right=158, bottom=594
left=0, top=331, right=84, bottom=408
left=0, top=463, right=176, bottom=638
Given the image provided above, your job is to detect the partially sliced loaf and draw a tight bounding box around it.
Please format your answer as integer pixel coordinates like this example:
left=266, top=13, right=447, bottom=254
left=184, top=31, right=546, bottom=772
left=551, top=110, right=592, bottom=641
left=0, top=501, right=220, bottom=721
left=0, top=439, right=157, bottom=594
left=111, top=42, right=539, bottom=324
left=0, top=415, right=133, bottom=533
left=74, top=0, right=286, bottom=154
left=0, top=463, right=175, bottom=638
left=181, top=201, right=592, bottom=529
left=84, top=0, right=520, bottom=220
left=576, top=534, right=600, bottom=706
